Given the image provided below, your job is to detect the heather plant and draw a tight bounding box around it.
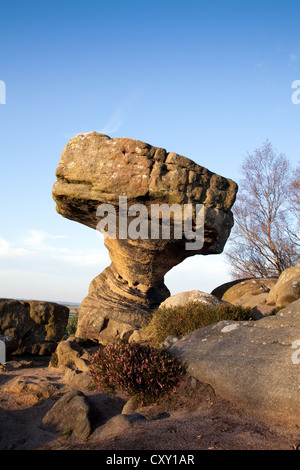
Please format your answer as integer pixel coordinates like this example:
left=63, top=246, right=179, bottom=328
left=145, top=301, right=254, bottom=345
left=89, top=341, right=186, bottom=405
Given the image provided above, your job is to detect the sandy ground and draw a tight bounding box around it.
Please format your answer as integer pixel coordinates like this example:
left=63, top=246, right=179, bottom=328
left=0, top=357, right=299, bottom=452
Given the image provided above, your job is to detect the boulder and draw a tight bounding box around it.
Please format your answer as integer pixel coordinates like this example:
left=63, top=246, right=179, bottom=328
left=229, top=293, right=276, bottom=318
left=211, top=278, right=253, bottom=299
left=170, top=299, right=300, bottom=426
left=52, top=132, right=238, bottom=343
left=41, top=390, right=96, bottom=439
left=231, top=292, right=269, bottom=308
left=0, top=299, right=69, bottom=355
left=54, top=337, right=94, bottom=371
left=121, top=396, right=140, bottom=415
left=91, top=413, right=146, bottom=440
left=266, top=264, right=300, bottom=307
left=63, top=367, right=91, bottom=390
left=159, top=290, right=226, bottom=309
left=213, top=278, right=277, bottom=305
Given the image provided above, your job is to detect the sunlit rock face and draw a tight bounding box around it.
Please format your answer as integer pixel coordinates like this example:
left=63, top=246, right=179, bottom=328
left=53, top=132, right=237, bottom=343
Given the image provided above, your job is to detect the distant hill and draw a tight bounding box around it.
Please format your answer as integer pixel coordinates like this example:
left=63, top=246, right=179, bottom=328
left=57, top=301, right=81, bottom=306
left=8, top=298, right=81, bottom=307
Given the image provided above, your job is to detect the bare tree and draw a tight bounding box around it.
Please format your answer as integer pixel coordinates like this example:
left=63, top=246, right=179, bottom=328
left=225, top=141, right=300, bottom=278
left=290, top=163, right=300, bottom=225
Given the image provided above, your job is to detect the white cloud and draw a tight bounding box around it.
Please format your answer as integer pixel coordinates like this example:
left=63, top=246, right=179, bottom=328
left=0, top=237, right=29, bottom=257
left=60, top=252, right=109, bottom=266
left=0, top=230, right=109, bottom=268
left=22, top=230, right=67, bottom=250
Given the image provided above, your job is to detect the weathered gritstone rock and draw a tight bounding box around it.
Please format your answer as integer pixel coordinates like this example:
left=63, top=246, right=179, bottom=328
left=0, top=299, right=69, bottom=355
left=212, top=278, right=278, bottom=304
left=41, top=390, right=96, bottom=439
left=159, top=289, right=227, bottom=309
left=53, top=132, right=237, bottom=343
left=55, top=337, right=94, bottom=371
left=170, top=299, right=300, bottom=426
left=267, top=263, right=300, bottom=307
left=5, top=376, right=58, bottom=403
left=91, top=413, right=146, bottom=441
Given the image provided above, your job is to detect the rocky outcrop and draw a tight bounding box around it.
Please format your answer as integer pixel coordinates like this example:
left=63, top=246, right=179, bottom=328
left=170, top=299, right=300, bottom=426
left=266, top=264, right=300, bottom=307
left=0, top=299, right=69, bottom=355
left=53, top=132, right=237, bottom=343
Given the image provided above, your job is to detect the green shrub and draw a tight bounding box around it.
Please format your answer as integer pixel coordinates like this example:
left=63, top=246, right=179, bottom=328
left=145, top=301, right=254, bottom=345
left=89, top=341, right=186, bottom=406
left=66, top=310, right=78, bottom=337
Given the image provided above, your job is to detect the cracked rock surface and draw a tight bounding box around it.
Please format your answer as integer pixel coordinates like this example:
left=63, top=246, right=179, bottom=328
left=170, top=299, right=300, bottom=426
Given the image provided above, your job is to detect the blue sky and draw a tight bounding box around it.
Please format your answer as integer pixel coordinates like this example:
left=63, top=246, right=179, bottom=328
left=0, top=0, right=299, bottom=303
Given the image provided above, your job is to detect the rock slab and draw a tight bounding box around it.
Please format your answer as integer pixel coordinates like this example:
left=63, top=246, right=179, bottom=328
left=6, top=376, right=57, bottom=403
left=0, top=299, right=69, bottom=355
left=170, top=299, right=300, bottom=426
left=52, top=132, right=238, bottom=343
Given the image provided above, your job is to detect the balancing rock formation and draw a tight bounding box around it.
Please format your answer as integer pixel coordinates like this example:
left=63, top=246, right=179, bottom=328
left=53, top=132, right=238, bottom=343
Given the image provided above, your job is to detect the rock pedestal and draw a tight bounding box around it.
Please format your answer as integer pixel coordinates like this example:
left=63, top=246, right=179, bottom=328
left=53, top=132, right=237, bottom=343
